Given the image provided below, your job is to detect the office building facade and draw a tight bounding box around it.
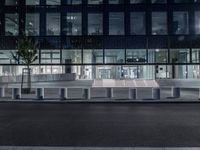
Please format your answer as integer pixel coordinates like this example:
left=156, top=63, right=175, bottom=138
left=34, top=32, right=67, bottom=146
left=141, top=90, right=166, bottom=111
left=1, top=0, right=200, bottom=80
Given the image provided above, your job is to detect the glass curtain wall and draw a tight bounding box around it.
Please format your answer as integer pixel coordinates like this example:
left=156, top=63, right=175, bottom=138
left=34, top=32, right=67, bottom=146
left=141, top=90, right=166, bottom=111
left=63, top=13, right=82, bottom=35
left=5, top=13, right=19, bottom=36
left=25, top=13, right=40, bottom=36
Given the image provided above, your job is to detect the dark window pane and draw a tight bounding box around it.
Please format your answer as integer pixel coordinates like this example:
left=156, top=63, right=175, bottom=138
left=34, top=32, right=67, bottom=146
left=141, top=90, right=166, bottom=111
left=88, top=13, right=103, bottom=35
left=5, top=13, right=19, bottom=36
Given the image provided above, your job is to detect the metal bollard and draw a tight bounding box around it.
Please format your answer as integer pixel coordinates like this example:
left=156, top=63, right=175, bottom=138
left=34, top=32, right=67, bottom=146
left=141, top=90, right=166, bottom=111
left=59, top=88, right=68, bottom=100
left=83, top=88, right=91, bottom=100
left=0, top=87, right=5, bottom=98
left=129, top=88, right=137, bottom=100
left=106, top=88, right=114, bottom=99
left=36, top=88, right=44, bottom=100
left=152, top=88, right=160, bottom=100
left=171, top=87, right=180, bottom=98
left=12, top=88, right=21, bottom=100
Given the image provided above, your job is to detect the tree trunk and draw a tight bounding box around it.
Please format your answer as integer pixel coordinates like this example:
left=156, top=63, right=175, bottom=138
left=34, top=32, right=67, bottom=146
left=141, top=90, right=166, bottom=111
left=27, top=65, right=31, bottom=93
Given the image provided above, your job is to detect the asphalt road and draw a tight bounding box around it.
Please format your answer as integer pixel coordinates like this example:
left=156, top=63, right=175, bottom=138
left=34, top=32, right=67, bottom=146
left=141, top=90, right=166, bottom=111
left=0, top=103, right=200, bottom=147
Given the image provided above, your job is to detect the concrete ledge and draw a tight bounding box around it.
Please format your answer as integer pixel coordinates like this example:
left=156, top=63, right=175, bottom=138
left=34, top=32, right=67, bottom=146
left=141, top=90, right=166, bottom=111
left=0, top=99, right=200, bottom=104
left=0, top=147, right=199, bottom=150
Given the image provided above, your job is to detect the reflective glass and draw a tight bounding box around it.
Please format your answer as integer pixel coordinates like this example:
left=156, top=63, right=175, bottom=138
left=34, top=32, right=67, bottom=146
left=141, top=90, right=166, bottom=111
left=63, top=13, right=82, bottom=35
left=46, top=13, right=60, bottom=35
left=88, top=14, right=103, bottom=35
left=173, top=11, right=189, bottom=34
left=170, top=49, right=190, bottom=63
left=88, top=0, right=103, bottom=4
left=126, top=49, right=146, bottom=63
left=109, top=0, right=124, bottom=4
left=0, top=50, right=16, bottom=64
left=41, top=50, right=60, bottom=64
left=5, top=13, right=19, bottom=36
left=65, top=0, right=82, bottom=4
left=192, top=49, right=200, bottom=63
left=62, top=49, right=82, bottom=64
left=5, top=0, right=18, bottom=5
left=130, top=0, right=145, bottom=3
left=148, top=49, right=168, bottom=63
left=152, top=12, right=167, bottom=35
left=26, top=13, right=40, bottom=36
left=105, top=49, right=125, bottom=64
left=26, top=0, right=40, bottom=5
left=46, top=0, right=60, bottom=5
left=195, top=11, right=200, bottom=34
left=151, top=0, right=166, bottom=3
left=130, top=12, right=146, bottom=35
left=109, top=13, right=124, bottom=35
left=83, top=49, right=103, bottom=64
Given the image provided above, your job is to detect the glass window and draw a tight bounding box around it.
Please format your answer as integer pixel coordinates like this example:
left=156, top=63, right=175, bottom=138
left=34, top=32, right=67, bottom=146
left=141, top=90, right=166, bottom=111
left=109, top=12, right=124, bottom=35
left=46, top=13, right=60, bottom=35
left=62, top=49, right=82, bottom=64
left=88, top=13, right=103, bottom=35
left=195, top=11, right=200, bottom=34
left=5, top=0, right=18, bottom=5
left=126, top=49, right=146, bottom=63
left=46, top=0, right=60, bottom=5
left=5, top=13, right=19, bottom=36
left=105, top=49, right=125, bottom=64
left=63, top=13, right=82, bottom=35
left=130, top=12, right=146, bottom=35
left=130, top=0, right=145, bottom=3
left=83, top=49, right=103, bottom=64
left=88, top=0, right=103, bottom=4
left=109, top=0, right=124, bottom=4
left=0, top=50, right=17, bottom=64
left=26, top=13, right=40, bottom=36
left=26, top=0, right=40, bottom=5
left=65, top=0, right=82, bottom=4
left=192, top=49, right=200, bottom=63
left=148, top=49, right=168, bottom=63
left=174, top=0, right=190, bottom=3
left=152, top=12, right=167, bottom=35
left=170, top=49, right=190, bottom=63
left=151, top=0, right=166, bottom=3
left=41, top=50, right=60, bottom=64
left=173, top=11, right=189, bottom=34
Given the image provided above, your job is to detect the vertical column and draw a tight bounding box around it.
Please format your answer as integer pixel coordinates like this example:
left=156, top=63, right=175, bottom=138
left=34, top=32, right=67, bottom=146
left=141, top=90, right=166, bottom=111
left=12, top=88, right=21, bottom=100
left=59, top=88, right=68, bottom=100
left=152, top=88, right=160, bottom=100
left=129, top=88, right=137, bottom=100
left=83, top=88, right=91, bottom=100
left=0, top=87, right=5, bottom=98
left=171, top=87, right=180, bottom=98
left=36, top=88, right=44, bottom=100
left=106, top=88, right=114, bottom=99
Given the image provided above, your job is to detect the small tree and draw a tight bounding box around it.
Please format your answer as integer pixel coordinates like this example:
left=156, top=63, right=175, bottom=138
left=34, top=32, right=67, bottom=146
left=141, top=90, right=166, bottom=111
left=11, top=36, right=38, bottom=93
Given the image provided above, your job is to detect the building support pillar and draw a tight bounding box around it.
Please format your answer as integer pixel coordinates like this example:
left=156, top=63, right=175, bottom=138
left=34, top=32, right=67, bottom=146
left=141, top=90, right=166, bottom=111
left=59, top=88, right=68, bottom=100
left=12, top=88, right=21, bottom=100
left=36, top=88, right=44, bottom=100
left=152, top=88, right=160, bottom=100
left=171, top=87, right=180, bottom=98
left=129, top=88, right=137, bottom=100
left=82, top=88, right=91, bottom=100
left=106, top=88, right=114, bottom=99
left=0, top=87, right=5, bottom=98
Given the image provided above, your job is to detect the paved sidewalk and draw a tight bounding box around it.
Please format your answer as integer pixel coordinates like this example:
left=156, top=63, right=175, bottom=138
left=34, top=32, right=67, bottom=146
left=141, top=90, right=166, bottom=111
left=0, top=147, right=200, bottom=150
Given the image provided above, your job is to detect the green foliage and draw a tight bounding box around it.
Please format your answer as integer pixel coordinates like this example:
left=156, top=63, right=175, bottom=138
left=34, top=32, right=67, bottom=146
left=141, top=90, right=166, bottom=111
left=11, top=36, right=38, bottom=66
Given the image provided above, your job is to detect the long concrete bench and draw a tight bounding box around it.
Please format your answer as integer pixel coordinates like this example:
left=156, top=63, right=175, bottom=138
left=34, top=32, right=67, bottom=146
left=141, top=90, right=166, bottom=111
left=0, top=86, right=191, bottom=100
